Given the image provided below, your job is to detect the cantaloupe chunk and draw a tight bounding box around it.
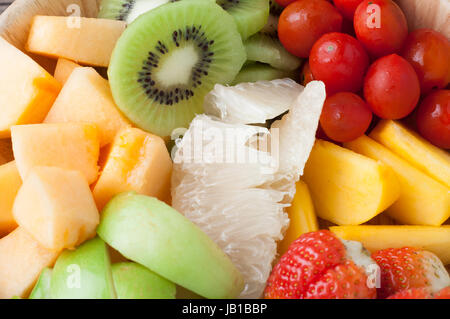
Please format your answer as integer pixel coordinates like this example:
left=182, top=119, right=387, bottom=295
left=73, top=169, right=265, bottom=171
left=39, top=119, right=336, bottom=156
left=0, top=162, right=21, bottom=237
left=0, top=227, right=59, bottom=298
left=53, top=58, right=81, bottom=85
left=0, top=139, right=13, bottom=165
left=26, top=16, right=126, bottom=67
left=278, top=180, right=318, bottom=255
left=11, top=123, right=100, bottom=184
left=330, top=225, right=450, bottom=265
left=45, top=67, right=130, bottom=147
left=0, top=37, right=61, bottom=138
left=302, top=140, right=401, bottom=225
left=13, top=166, right=99, bottom=251
left=370, top=120, right=450, bottom=188
left=93, top=128, right=173, bottom=209
left=345, top=135, right=450, bottom=226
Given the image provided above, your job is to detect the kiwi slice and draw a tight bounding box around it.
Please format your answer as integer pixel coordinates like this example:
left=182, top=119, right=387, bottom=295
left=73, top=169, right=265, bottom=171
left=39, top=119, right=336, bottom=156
left=108, top=0, right=246, bottom=137
left=98, top=0, right=179, bottom=23
left=244, top=32, right=301, bottom=71
left=232, top=62, right=296, bottom=84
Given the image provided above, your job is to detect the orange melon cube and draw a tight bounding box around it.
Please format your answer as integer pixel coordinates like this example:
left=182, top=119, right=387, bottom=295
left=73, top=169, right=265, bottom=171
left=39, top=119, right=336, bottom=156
left=0, top=139, right=13, bottom=165
left=0, top=162, right=21, bottom=237
left=13, top=166, right=99, bottom=251
left=54, top=58, right=81, bottom=85
left=11, top=123, right=100, bottom=184
left=93, top=128, right=173, bottom=209
left=0, top=37, right=61, bottom=138
left=45, top=67, right=130, bottom=147
left=0, top=227, right=59, bottom=299
left=26, top=16, right=126, bottom=67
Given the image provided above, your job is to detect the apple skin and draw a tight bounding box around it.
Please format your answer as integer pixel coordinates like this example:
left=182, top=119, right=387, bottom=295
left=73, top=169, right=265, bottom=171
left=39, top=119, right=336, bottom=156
left=112, top=262, right=176, bottom=299
left=29, top=268, right=52, bottom=299
left=50, top=237, right=116, bottom=299
left=97, top=192, right=244, bottom=299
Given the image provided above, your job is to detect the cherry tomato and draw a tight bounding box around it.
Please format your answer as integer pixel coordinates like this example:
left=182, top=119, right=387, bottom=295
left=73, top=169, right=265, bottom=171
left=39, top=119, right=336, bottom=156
left=354, top=0, right=408, bottom=58
left=309, top=32, right=369, bottom=95
left=320, top=92, right=373, bottom=142
left=416, top=90, right=450, bottom=149
left=401, top=29, right=450, bottom=95
left=278, top=0, right=343, bottom=58
left=275, top=0, right=298, bottom=7
left=300, top=60, right=314, bottom=86
left=333, top=0, right=363, bottom=20
left=363, top=54, right=420, bottom=119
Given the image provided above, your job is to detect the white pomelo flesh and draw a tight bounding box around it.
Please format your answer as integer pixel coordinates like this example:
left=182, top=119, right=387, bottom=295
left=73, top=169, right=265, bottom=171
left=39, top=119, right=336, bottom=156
left=172, top=81, right=326, bottom=298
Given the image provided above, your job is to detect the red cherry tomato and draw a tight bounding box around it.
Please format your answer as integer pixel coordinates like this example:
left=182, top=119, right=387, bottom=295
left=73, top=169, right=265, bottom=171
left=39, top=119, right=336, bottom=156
left=278, top=0, right=343, bottom=58
left=354, top=0, right=408, bottom=58
left=401, top=29, right=450, bottom=95
left=275, top=0, right=297, bottom=7
left=320, top=92, right=373, bottom=142
left=333, top=0, right=363, bottom=20
left=416, top=90, right=450, bottom=149
left=363, top=54, right=420, bottom=119
left=309, top=32, right=369, bottom=95
left=300, top=60, right=314, bottom=86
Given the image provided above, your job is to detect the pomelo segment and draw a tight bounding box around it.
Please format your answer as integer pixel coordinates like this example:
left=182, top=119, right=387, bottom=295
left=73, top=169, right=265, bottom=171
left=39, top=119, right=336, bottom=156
left=93, top=127, right=172, bottom=209
left=53, top=58, right=81, bottom=85
left=27, top=16, right=126, bottom=67
left=45, top=67, right=130, bottom=147
left=11, top=123, right=100, bottom=184
left=0, top=227, right=59, bottom=299
left=0, top=162, right=21, bottom=237
left=13, top=166, right=99, bottom=251
left=0, top=37, right=61, bottom=138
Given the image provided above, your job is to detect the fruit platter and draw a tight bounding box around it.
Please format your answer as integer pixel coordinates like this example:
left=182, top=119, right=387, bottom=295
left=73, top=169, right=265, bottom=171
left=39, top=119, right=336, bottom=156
left=0, top=0, right=448, bottom=300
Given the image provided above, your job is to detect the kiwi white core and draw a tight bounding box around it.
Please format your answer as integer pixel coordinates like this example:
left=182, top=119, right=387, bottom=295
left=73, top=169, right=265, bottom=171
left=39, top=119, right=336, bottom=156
left=155, top=45, right=200, bottom=87
left=127, top=0, right=170, bottom=23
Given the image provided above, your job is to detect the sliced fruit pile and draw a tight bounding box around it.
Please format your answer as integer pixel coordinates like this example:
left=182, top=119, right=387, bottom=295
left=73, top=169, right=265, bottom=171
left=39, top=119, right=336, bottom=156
left=0, top=0, right=448, bottom=300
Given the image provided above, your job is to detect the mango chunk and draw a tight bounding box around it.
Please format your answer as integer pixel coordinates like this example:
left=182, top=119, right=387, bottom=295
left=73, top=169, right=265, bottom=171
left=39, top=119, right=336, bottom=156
left=303, top=140, right=401, bottom=225
left=345, top=136, right=450, bottom=226
left=26, top=16, right=126, bottom=67
left=278, top=180, right=318, bottom=255
left=0, top=37, right=61, bottom=138
left=370, top=120, right=450, bottom=188
left=93, top=128, right=173, bottom=209
left=330, top=225, right=450, bottom=265
left=0, top=227, right=59, bottom=298
left=0, top=139, right=13, bottom=165
left=45, top=67, right=130, bottom=146
left=11, top=123, right=100, bottom=184
left=54, top=58, right=81, bottom=85
left=13, top=166, right=99, bottom=251
left=0, top=162, right=21, bottom=237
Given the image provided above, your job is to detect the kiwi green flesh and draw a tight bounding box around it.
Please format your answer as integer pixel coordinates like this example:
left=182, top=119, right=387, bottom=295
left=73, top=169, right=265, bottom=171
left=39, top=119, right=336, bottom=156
left=245, top=32, right=302, bottom=71
left=232, top=62, right=296, bottom=84
left=108, top=0, right=246, bottom=137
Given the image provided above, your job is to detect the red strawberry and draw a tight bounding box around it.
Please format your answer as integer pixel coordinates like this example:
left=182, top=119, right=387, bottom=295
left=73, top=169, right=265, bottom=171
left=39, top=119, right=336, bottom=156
left=372, top=247, right=450, bottom=299
left=434, top=287, right=450, bottom=299
left=264, top=230, right=376, bottom=299
left=387, top=288, right=432, bottom=299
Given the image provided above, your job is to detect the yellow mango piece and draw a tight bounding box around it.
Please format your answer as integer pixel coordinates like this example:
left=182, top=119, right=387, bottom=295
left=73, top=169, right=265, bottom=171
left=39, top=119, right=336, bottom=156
left=0, top=139, right=13, bottom=165
left=370, top=120, right=450, bottom=188
left=93, top=128, right=173, bottom=210
left=45, top=67, right=130, bottom=146
left=0, top=162, right=21, bottom=237
left=0, top=37, right=61, bottom=138
left=330, top=225, right=450, bottom=265
left=54, top=58, right=81, bottom=85
left=345, top=136, right=450, bottom=226
left=303, top=139, right=401, bottom=225
left=13, top=166, right=99, bottom=251
left=11, top=123, right=100, bottom=184
left=27, top=16, right=126, bottom=67
left=0, top=227, right=59, bottom=298
left=278, top=180, right=318, bottom=255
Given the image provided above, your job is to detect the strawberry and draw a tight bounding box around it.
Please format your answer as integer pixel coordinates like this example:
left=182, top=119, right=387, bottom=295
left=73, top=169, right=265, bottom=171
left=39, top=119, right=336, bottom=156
left=387, top=288, right=432, bottom=299
left=372, top=247, right=450, bottom=299
left=434, top=287, right=450, bottom=299
left=264, top=230, right=376, bottom=299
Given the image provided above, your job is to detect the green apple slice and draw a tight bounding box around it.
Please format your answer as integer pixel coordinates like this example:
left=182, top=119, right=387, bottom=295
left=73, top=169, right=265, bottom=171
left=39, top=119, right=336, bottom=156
left=97, top=192, right=244, bottom=299
left=112, top=262, right=176, bottom=299
left=50, top=237, right=116, bottom=299
left=29, top=268, right=52, bottom=299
